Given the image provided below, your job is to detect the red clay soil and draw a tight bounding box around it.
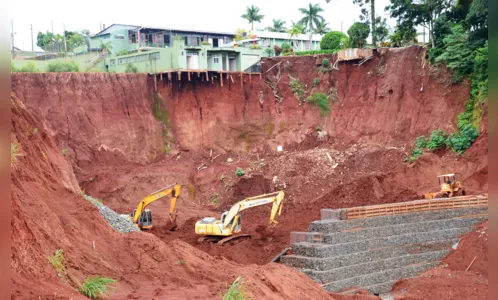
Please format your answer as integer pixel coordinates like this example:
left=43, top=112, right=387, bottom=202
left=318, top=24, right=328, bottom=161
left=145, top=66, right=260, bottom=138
left=391, top=221, right=488, bottom=299
left=11, top=94, right=339, bottom=300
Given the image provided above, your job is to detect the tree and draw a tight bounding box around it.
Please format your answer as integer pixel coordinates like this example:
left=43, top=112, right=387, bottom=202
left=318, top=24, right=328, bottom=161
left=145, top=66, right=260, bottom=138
left=99, top=40, right=113, bottom=56
left=266, top=19, right=287, bottom=32
left=389, top=21, right=418, bottom=47
left=298, top=3, right=325, bottom=49
left=353, top=0, right=377, bottom=46
left=435, top=24, right=474, bottom=82
left=241, top=5, right=265, bottom=31
left=37, top=31, right=64, bottom=52
left=288, top=21, right=306, bottom=40
left=386, top=0, right=454, bottom=48
left=314, top=19, right=331, bottom=34
left=64, top=31, right=85, bottom=52
left=320, top=31, right=348, bottom=50
left=80, top=29, right=92, bottom=51
left=374, top=17, right=390, bottom=44
left=347, top=22, right=370, bottom=48
left=465, top=0, right=487, bottom=48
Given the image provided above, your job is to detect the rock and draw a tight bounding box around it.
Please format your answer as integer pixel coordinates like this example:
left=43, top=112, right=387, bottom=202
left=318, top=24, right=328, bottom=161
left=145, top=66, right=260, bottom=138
left=227, top=158, right=233, bottom=163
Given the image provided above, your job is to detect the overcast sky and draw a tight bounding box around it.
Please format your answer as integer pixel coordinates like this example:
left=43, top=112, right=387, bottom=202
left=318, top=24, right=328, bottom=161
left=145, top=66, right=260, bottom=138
left=10, top=0, right=397, bottom=50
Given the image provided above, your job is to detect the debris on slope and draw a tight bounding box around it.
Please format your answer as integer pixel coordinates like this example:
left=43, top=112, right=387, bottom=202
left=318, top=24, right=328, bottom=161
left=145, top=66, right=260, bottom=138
left=83, top=195, right=140, bottom=233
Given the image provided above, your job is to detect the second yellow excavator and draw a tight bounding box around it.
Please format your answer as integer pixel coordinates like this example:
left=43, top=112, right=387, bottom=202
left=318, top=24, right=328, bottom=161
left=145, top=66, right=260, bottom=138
left=195, top=191, right=285, bottom=244
left=128, top=183, right=181, bottom=230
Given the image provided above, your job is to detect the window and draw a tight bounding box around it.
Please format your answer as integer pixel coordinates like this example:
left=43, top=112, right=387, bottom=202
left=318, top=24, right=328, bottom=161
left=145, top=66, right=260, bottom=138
left=129, top=30, right=137, bottom=44
left=114, top=34, right=125, bottom=39
left=213, top=56, right=219, bottom=63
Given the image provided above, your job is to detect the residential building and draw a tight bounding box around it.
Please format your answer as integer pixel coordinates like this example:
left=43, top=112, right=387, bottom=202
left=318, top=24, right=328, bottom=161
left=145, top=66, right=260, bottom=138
left=232, top=31, right=323, bottom=52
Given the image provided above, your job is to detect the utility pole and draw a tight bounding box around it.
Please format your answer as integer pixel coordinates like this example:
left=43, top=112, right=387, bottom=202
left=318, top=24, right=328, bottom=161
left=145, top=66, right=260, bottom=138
left=341, top=21, right=343, bottom=33
left=11, top=19, right=15, bottom=58
left=31, top=24, right=34, bottom=52
left=63, top=23, right=67, bottom=53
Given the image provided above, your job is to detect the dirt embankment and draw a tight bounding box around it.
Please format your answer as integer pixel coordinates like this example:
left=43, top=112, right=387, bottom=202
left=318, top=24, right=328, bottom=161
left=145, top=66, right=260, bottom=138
left=11, top=94, right=339, bottom=300
left=10, top=45, right=487, bottom=268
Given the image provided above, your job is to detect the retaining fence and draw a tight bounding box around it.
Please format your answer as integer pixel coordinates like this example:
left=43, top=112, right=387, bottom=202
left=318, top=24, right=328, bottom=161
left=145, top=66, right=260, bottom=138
left=321, top=194, right=488, bottom=221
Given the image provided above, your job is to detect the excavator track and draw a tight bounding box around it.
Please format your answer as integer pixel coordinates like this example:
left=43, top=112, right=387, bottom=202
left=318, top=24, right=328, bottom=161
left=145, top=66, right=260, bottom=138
left=217, top=234, right=252, bottom=246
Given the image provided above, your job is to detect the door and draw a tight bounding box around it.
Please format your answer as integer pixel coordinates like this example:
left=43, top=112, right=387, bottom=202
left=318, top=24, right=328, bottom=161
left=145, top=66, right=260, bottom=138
left=213, top=38, right=219, bottom=48
left=229, top=58, right=236, bottom=71
left=186, top=52, right=199, bottom=69
left=222, top=53, right=227, bottom=71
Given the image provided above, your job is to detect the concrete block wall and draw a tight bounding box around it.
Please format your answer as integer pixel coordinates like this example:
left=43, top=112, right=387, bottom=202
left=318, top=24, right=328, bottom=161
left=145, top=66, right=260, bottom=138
left=281, top=206, right=487, bottom=295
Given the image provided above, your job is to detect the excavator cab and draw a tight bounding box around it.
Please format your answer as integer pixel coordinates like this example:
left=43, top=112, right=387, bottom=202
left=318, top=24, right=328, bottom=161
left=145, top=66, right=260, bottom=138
left=131, top=209, right=153, bottom=229
left=220, top=211, right=242, bottom=233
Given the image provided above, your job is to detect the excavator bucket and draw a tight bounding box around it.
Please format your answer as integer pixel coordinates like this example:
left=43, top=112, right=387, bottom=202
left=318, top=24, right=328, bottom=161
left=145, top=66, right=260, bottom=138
left=165, top=215, right=178, bottom=231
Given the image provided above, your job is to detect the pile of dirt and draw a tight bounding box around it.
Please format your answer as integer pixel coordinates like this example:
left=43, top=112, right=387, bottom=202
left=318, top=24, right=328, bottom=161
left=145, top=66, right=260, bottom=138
left=391, top=221, right=488, bottom=299
left=11, top=93, right=339, bottom=300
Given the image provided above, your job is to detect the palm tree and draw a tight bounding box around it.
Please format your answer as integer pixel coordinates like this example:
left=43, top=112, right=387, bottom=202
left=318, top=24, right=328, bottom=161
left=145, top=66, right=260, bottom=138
left=99, top=40, right=113, bottom=56
left=298, top=3, right=325, bottom=49
left=241, top=5, right=265, bottom=31
left=266, top=19, right=287, bottom=33
left=314, top=19, right=330, bottom=34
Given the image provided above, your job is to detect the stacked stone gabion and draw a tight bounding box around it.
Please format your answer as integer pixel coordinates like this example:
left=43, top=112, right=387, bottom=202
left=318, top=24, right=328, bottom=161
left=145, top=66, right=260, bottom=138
left=84, top=195, right=140, bottom=233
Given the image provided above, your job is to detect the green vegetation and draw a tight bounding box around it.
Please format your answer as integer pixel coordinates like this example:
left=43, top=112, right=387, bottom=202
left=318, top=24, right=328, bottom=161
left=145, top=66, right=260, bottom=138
left=98, top=40, right=113, bottom=55
left=280, top=43, right=293, bottom=56
left=347, top=22, right=370, bottom=48
left=351, top=0, right=377, bottom=45
left=266, top=19, right=287, bottom=33
left=389, top=22, right=418, bottom=47
left=33, top=128, right=38, bottom=135
left=263, top=47, right=274, bottom=57
left=235, top=168, right=246, bottom=177
left=115, top=50, right=129, bottom=57
left=201, top=41, right=212, bottom=45
left=295, top=49, right=337, bottom=56
left=248, top=44, right=261, bottom=50
left=221, top=277, right=250, bottom=300
left=298, top=3, right=325, bottom=46
left=322, top=58, right=330, bottom=67
left=13, top=62, right=40, bottom=73
left=47, top=61, right=79, bottom=72
left=78, top=276, right=117, bottom=299
left=241, top=5, right=265, bottom=30
left=307, top=92, right=330, bottom=116
left=318, top=58, right=333, bottom=73
left=313, top=19, right=330, bottom=34
left=320, top=31, right=348, bottom=51
left=125, top=63, right=138, bottom=73
left=48, top=249, right=66, bottom=278
left=288, top=76, right=306, bottom=105
left=210, top=194, right=220, bottom=204
left=11, top=141, right=23, bottom=168
left=313, top=78, right=320, bottom=86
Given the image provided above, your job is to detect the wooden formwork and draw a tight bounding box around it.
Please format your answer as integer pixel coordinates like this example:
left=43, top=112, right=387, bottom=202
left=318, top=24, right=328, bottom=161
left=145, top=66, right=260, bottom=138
left=345, top=195, right=488, bottom=220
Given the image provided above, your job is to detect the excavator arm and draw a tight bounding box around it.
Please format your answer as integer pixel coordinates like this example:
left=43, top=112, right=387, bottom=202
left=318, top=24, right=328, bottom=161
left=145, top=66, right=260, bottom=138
left=222, top=191, right=285, bottom=229
left=132, top=184, right=181, bottom=225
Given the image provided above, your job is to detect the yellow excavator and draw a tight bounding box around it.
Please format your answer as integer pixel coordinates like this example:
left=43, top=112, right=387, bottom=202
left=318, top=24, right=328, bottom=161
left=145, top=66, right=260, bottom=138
left=195, top=191, right=285, bottom=245
left=128, top=184, right=181, bottom=230
left=424, top=174, right=465, bottom=199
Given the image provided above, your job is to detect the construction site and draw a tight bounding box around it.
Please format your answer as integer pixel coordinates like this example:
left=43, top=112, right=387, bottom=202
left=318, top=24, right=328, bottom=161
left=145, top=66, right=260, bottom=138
left=11, top=45, right=488, bottom=299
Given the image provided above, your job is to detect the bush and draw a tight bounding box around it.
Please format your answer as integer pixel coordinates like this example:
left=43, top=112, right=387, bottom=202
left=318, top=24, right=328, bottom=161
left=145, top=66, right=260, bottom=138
left=281, top=43, right=293, bottom=55
left=447, top=124, right=479, bottom=154
left=313, top=78, right=320, bottom=86
left=248, top=44, right=261, bottom=49
left=47, top=61, right=79, bottom=72
left=320, top=31, right=348, bottom=51
left=235, top=168, right=245, bottom=176
left=288, top=76, right=306, bottom=104
left=125, top=63, right=138, bottom=73
left=322, top=58, right=330, bottom=67
left=18, top=62, right=40, bottom=72
left=426, top=130, right=448, bottom=150
left=201, top=41, right=211, bottom=45
left=78, top=276, right=117, bottom=299
left=295, top=49, right=337, bottom=56
left=115, top=50, right=129, bottom=57
left=263, top=48, right=274, bottom=56
left=307, top=93, right=330, bottom=116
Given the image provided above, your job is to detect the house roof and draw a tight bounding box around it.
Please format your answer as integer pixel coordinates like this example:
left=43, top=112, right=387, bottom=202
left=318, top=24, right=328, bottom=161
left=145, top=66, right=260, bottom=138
left=93, top=23, right=234, bottom=37
left=253, top=31, right=323, bottom=42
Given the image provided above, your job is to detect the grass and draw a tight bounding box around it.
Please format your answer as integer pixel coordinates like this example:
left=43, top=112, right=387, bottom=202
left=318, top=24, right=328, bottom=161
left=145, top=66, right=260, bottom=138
left=11, top=141, right=24, bottom=168
left=307, top=93, right=331, bottom=116
left=48, top=249, right=66, bottom=278
left=221, top=277, right=250, bottom=300
left=78, top=276, right=117, bottom=299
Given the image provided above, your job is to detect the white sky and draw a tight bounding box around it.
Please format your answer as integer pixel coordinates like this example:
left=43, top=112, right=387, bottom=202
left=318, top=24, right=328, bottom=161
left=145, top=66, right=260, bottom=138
left=10, top=0, right=397, bottom=50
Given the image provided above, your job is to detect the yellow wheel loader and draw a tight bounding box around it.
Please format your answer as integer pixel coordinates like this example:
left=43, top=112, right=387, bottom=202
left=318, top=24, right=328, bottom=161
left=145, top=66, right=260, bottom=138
left=126, top=184, right=181, bottom=230
left=195, top=191, right=285, bottom=245
left=424, top=174, right=465, bottom=199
